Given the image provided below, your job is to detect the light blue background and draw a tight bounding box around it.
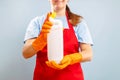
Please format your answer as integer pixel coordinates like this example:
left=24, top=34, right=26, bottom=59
left=0, top=0, right=120, bottom=80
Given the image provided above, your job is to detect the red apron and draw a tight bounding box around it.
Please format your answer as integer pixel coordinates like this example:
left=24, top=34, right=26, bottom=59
left=33, top=14, right=84, bottom=80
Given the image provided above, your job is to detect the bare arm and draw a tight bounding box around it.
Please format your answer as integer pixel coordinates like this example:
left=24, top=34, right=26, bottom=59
left=22, top=39, right=37, bottom=59
left=80, top=43, right=93, bottom=62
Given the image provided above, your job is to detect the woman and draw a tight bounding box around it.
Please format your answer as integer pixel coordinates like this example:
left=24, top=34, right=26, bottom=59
left=22, top=0, right=93, bottom=80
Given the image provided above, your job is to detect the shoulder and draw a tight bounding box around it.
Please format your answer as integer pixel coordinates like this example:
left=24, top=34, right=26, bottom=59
left=29, top=13, right=47, bottom=26
left=24, top=13, right=48, bottom=42
left=74, top=19, right=88, bottom=32
left=74, top=19, right=93, bottom=45
left=76, top=19, right=88, bottom=27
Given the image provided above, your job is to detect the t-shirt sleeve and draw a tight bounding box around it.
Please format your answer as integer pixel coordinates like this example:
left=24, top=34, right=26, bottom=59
left=74, top=19, right=93, bottom=45
left=24, top=15, right=46, bottom=42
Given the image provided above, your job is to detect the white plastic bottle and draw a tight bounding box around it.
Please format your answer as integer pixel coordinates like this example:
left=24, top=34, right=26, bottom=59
left=47, top=17, right=63, bottom=64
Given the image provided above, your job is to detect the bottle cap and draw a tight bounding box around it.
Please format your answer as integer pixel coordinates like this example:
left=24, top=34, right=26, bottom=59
left=50, top=12, right=56, bottom=18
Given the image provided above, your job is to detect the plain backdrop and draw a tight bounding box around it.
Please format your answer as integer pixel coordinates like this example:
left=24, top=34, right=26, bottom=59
left=0, top=0, right=120, bottom=80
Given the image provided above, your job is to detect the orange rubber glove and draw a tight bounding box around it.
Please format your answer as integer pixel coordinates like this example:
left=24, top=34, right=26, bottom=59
left=46, top=53, right=82, bottom=70
left=32, top=12, right=56, bottom=52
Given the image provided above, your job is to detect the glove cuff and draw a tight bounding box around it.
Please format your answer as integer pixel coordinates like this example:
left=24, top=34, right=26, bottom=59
left=69, top=53, right=82, bottom=65
left=32, top=33, right=47, bottom=52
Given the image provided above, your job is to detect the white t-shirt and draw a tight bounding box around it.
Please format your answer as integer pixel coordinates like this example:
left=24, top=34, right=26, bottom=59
left=24, top=14, right=93, bottom=45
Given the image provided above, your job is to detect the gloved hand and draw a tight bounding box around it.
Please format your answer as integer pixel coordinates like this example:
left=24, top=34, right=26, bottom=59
left=32, top=12, right=56, bottom=52
left=46, top=53, right=82, bottom=70
left=46, top=61, right=69, bottom=70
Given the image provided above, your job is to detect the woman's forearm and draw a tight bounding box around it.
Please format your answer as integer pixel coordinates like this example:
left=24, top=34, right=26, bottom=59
left=22, top=39, right=37, bottom=59
left=80, top=43, right=93, bottom=62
